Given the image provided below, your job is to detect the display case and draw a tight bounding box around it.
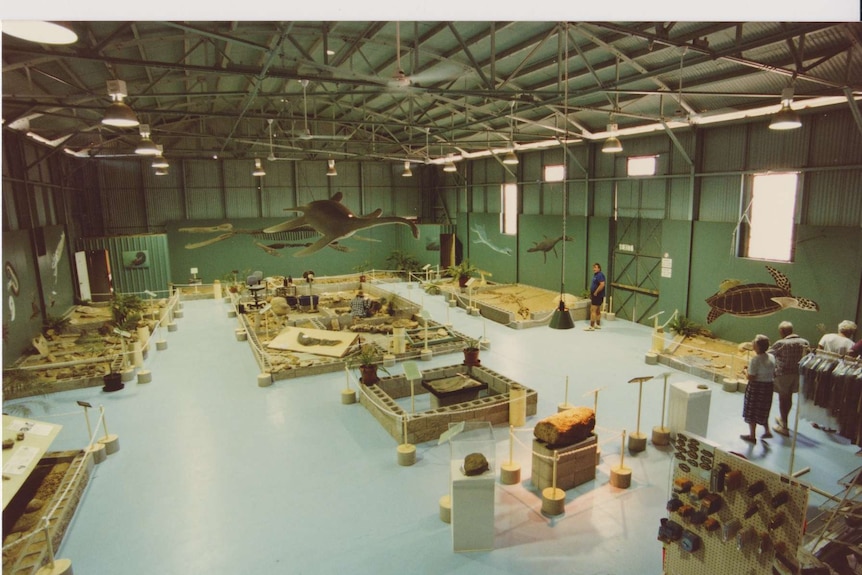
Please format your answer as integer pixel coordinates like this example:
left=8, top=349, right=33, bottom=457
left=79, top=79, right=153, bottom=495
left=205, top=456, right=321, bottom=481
left=448, top=421, right=495, bottom=552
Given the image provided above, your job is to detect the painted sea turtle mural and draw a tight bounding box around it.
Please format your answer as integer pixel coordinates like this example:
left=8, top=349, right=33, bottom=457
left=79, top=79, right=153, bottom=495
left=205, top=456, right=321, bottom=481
left=704, top=265, right=819, bottom=324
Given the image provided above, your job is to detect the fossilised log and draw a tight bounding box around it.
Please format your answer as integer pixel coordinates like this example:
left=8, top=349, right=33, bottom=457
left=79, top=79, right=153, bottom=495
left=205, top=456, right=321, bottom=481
left=533, top=406, right=596, bottom=448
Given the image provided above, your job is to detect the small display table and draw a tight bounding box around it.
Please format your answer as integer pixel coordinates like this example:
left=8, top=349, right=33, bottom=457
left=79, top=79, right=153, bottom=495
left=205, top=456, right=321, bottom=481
left=2, top=415, right=62, bottom=510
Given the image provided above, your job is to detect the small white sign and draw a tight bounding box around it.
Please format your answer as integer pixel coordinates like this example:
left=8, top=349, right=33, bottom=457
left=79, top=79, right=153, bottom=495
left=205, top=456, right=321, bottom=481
left=661, top=256, right=673, bottom=278
left=3, top=446, right=39, bottom=475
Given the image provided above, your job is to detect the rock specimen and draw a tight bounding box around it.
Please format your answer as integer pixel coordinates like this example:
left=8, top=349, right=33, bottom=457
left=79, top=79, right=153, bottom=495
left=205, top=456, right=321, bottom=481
left=270, top=297, right=290, bottom=316
left=463, top=452, right=489, bottom=476
left=533, top=406, right=596, bottom=448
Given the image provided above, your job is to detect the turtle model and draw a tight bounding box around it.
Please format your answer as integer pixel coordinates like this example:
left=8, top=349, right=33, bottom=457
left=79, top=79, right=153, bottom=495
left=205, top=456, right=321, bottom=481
left=704, top=265, right=818, bottom=324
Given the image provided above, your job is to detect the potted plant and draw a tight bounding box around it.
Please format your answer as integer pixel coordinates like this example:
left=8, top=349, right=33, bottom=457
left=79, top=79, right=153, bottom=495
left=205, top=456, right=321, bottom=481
left=102, top=368, right=124, bottom=392
left=446, top=259, right=478, bottom=288
left=386, top=250, right=421, bottom=280
left=223, top=270, right=242, bottom=294
left=349, top=343, right=390, bottom=385
left=110, top=293, right=147, bottom=332
left=462, top=336, right=481, bottom=367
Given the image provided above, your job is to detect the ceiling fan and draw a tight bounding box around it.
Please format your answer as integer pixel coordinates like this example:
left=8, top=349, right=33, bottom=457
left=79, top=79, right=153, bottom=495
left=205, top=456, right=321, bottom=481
left=292, top=80, right=351, bottom=142
left=384, top=22, right=467, bottom=90
left=265, top=119, right=302, bottom=161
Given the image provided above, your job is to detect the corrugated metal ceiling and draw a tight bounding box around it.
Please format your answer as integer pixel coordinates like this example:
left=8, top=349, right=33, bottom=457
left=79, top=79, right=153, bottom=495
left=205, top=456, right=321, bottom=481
left=2, top=21, right=861, bottom=164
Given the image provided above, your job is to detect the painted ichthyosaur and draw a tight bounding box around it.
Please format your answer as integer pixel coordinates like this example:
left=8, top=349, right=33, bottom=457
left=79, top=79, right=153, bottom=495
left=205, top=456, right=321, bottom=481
left=264, top=192, right=419, bottom=257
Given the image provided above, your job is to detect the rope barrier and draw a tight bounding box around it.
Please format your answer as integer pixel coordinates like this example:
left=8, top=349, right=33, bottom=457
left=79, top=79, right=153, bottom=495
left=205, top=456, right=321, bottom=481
left=1, top=411, right=107, bottom=556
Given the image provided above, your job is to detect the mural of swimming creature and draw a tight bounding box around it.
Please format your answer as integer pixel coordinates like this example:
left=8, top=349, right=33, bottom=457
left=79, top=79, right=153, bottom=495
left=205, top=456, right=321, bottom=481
left=51, top=231, right=65, bottom=283
left=263, top=192, right=419, bottom=257
left=471, top=223, right=512, bottom=255
left=527, top=235, right=573, bottom=263
left=704, top=265, right=819, bottom=324
left=254, top=241, right=282, bottom=257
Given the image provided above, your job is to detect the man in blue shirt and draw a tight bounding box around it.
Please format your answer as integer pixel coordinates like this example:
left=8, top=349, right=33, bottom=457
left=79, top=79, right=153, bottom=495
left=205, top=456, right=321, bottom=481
left=585, top=263, right=606, bottom=331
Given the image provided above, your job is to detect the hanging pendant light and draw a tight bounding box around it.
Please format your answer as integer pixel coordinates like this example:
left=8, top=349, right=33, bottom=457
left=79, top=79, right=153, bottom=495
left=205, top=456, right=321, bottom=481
left=443, top=157, right=457, bottom=172
left=102, top=80, right=139, bottom=128
left=154, top=167, right=169, bottom=176
left=550, top=24, right=575, bottom=331
left=769, top=87, right=802, bottom=130
left=2, top=21, right=77, bottom=45
left=152, top=145, right=169, bottom=169
left=602, top=123, right=623, bottom=154
left=402, top=161, right=413, bottom=177
left=135, top=124, right=159, bottom=155
left=326, top=159, right=337, bottom=177
left=252, top=158, right=266, bottom=177
left=502, top=149, right=519, bottom=165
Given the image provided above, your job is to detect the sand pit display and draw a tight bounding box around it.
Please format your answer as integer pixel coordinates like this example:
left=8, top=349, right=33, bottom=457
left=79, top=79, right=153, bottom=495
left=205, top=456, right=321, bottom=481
left=267, top=326, right=357, bottom=357
left=235, top=280, right=473, bottom=381
left=660, top=333, right=752, bottom=383
left=4, top=296, right=178, bottom=400
left=2, top=450, right=91, bottom=575
left=435, top=281, right=589, bottom=329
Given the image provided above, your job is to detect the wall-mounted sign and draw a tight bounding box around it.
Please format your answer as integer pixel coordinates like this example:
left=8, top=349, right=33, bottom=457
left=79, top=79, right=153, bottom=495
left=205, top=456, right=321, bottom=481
left=123, top=250, right=148, bottom=269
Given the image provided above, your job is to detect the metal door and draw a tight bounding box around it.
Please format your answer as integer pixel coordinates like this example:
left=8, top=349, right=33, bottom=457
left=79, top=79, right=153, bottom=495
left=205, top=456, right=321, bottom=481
left=611, top=217, right=662, bottom=325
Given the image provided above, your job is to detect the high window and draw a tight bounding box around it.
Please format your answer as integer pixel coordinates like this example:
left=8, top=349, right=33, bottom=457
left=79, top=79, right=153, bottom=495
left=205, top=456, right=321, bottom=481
left=544, top=164, right=566, bottom=182
left=742, top=172, right=799, bottom=262
left=501, top=183, right=518, bottom=235
left=627, top=155, right=657, bottom=176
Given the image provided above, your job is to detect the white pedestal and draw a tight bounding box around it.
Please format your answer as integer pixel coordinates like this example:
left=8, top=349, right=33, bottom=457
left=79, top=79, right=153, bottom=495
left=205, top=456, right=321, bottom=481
left=509, top=386, right=526, bottom=426
left=451, top=461, right=494, bottom=552
left=35, top=558, right=73, bottom=575
left=668, top=380, right=712, bottom=439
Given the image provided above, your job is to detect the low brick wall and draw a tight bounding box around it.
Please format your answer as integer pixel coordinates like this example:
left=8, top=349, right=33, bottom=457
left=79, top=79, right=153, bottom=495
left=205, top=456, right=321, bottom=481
left=359, top=364, right=538, bottom=444
left=530, top=434, right=597, bottom=491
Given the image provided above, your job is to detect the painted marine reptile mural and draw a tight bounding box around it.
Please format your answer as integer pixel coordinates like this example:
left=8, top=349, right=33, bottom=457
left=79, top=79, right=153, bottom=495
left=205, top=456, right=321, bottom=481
left=704, top=265, right=819, bottom=323
left=527, top=235, right=573, bottom=263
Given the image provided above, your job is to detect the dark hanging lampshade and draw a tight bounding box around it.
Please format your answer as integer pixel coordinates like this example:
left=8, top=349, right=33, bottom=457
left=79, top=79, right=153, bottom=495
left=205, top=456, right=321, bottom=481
left=549, top=299, right=575, bottom=330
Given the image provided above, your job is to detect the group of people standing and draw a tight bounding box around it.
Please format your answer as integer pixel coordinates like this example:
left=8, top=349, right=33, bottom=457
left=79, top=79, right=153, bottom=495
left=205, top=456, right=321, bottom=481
left=740, top=320, right=860, bottom=446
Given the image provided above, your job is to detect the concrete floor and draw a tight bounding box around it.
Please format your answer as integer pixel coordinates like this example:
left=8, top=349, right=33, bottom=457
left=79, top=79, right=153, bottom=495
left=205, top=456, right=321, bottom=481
left=5, top=281, right=860, bottom=575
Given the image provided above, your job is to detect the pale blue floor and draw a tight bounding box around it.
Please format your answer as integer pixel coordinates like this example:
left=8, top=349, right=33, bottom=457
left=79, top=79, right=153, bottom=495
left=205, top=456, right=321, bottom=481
left=5, top=282, right=861, bottom=575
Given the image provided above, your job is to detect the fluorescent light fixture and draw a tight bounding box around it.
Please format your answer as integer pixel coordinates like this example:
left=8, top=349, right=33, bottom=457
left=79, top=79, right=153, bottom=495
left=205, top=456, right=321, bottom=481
left=253, top=158, right=266, bottom=177
left=2, top=21, right=77, bottom=45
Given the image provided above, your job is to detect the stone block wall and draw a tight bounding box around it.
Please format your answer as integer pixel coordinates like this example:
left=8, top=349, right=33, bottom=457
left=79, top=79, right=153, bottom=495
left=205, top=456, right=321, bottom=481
left=359, top=364, right=538, bottom=444
left=530, top=434, right=597, bottom=491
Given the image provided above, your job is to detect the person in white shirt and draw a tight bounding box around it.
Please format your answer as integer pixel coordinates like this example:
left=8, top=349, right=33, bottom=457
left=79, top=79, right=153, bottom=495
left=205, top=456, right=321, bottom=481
left=741, top=334, right=776, bottom=445
left=818, top=320, right=857, bottom=355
